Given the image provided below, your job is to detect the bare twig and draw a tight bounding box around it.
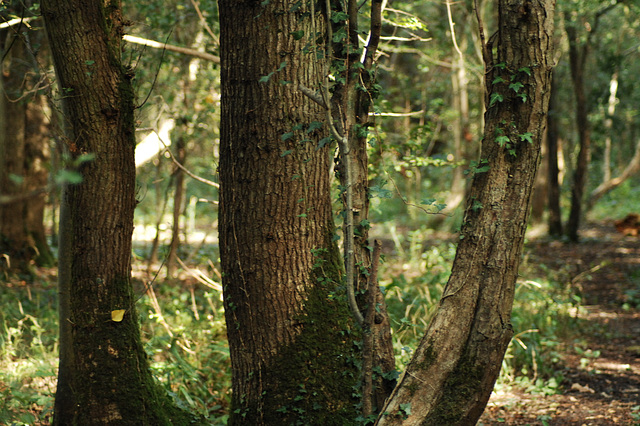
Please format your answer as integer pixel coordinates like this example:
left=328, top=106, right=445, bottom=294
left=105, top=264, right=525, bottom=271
left=124, top=35, right=220, bottom=63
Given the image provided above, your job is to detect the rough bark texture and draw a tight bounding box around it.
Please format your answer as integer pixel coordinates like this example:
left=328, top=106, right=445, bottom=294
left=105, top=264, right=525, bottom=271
left=219, top=1, right=361, bottom=424
left=377, top=1, right=555, bottom=424
left=42, top=0, right=196, bottom=424
left=329, top=0, right=396, bottom=411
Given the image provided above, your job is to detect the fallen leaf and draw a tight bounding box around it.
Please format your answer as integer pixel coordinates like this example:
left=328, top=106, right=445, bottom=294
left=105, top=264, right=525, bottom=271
left=570, top=383, right=595, bottom=393
left=111, top=309, right=125, bottom=322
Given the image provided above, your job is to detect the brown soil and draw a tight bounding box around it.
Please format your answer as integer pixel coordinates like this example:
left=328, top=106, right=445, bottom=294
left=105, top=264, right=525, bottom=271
left=479, top=222, right=640, bottom=425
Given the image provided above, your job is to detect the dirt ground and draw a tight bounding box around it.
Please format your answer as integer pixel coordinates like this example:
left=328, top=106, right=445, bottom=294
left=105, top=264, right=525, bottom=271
left=479, top=222, right=640, bottom=425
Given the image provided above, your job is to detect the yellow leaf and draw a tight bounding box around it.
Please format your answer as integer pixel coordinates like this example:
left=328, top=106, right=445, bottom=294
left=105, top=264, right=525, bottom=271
left=111, top=309, right=125, bottom=322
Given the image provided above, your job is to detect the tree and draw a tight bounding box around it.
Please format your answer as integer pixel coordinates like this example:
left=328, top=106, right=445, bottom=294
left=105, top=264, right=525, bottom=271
left=218, top=1, right=363, bottom=423
left=41, top=0, right=196, bottom=423
left=564, top=0, right=622, bottom=241
left=377, top=0, right=555, bottom=423
left=0, top=2, right=54, bottom=276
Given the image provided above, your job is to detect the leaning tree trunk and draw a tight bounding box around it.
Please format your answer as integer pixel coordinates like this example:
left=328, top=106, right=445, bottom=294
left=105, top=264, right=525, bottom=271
left=41, top=0, right=196, bottom=423
left=377, top=1, right=555, bottom=424
left=218, top=1, right=361, bottom=424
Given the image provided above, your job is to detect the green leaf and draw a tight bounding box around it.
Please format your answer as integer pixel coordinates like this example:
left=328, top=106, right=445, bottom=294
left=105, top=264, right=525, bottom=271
left=492, top=76, right=506, bottom=85
left=509, top=82, right=524, bottom=93
left=84, top=60, right=95, bottom=66
left=496, top=135, right=511, bottom=147
left=306, top=121, right=323, bottom=134
left=290, top=30, right=304, bottom=40
left=518, top=66, right=532, bottom=76
left=73, top=152, right=96, bottom=167
left=259, top=72, right=273, bottom=83
left=317, top=137, right=331, bottom=150
left=281, top=132, right=294, bottom=141
left=489, top=93, right=503, bottom=107
left=421, top=198, right=436, bottom=205
left=519, top=132, right=533, bottom=143
left=55, top=169, right=84, bottom=185
left=280, top=150, right=293, bottom=157
left=518, top=93, right=527, bottom=102
left=331, top=11, right=349, bottom=23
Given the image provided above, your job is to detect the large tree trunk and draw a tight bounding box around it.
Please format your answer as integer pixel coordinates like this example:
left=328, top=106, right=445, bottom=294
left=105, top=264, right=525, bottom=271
left=218, top=1, right=361, bottom=424
left=42, top=0, right=196, bottom=423
left=377, top=1, right=555, bottom=424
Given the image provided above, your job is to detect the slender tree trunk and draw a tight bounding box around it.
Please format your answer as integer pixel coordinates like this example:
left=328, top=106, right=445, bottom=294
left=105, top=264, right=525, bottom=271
left=565, top=23, right=591, bottom=242
left=0, top=23, right=31, bottom=275
left=42, top=0, right=196, bottom=423
left=377, top=1, right=555, bottom=424
left=166, top=136, right=186, bottom=279
left=218, top=1, right=361, bottom=424
left=547, top=71, right=563, bottom=236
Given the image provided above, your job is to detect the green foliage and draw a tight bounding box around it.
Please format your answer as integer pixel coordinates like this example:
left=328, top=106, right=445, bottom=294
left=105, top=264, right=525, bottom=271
left=0, top=278, right=58, bottom=425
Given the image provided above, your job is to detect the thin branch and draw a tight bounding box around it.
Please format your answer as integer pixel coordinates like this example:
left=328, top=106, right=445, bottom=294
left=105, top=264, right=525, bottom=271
left=188, top=0, right=219, bottom=45
left=123, top=35, right=220, bottom=63
left=158, top=135, right=220, bottom=188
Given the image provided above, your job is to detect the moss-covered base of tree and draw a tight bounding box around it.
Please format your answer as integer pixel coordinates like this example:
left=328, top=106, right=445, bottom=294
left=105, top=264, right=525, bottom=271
left=422, top=349, right=484, bottom=425
left=228, top=244, right=363, bottom=425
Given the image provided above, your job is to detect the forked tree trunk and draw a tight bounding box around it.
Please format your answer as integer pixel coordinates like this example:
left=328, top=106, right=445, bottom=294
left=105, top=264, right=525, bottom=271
left=377, top=1, right=555, bottom=424
left=218, top=1, right=361, bottom=424
left=42, top=0, right=195, bottom=423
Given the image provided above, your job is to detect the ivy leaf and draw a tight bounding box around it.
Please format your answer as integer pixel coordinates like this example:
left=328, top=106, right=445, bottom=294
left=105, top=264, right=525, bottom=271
left=281, top=132, right=294, bottom=141
left=259, top=72, right=274, bottom=83
left=290, top=30, right=304, bottom=40
left=316, top=137, right=331, bottom=150
left=280, top=150, right=293, bottom=157
left=421, top=198, right=436, bottom=205
left=518, top=66, right=532, bottom=76
left=496, top=135, right=511, bottom=147
left=509, top=82, right=524, bottom=93
left=489, top=93, right=503, bottom=107
left=492, top=76, right=506, bottom=85
left=306, top=121, right=323, bottom=134
left=519, top=132, right=533, bottom=143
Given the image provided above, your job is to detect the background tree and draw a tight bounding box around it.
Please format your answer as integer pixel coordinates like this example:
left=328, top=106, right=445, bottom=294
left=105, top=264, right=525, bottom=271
left=377, top=0, right=555, bottom=423
left=0, top=1, right=53, bottom=276
left=41, top=0, right=196, bottom=422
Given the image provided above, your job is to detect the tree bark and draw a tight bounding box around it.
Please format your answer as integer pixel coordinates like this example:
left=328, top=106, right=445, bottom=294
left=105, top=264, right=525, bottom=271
left=218, top=1, right=361, bottom=424
left=547, top=71, right=563, bottom=237
left=377, top=0, right=555, bottom=424
left=42, top=0, right=196, bottom=423
left=565, top=22, right=590, bottom=242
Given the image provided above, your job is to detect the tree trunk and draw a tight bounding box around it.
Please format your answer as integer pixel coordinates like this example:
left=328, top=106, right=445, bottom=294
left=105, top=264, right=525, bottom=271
left=42, top=0, right=196, bottom=423
left=547, top=71, right=563, bottom=237
left=0, top=21, right=32, bottom=275
left=218, top=1, right=361, bottom=424
left=377, top=0, right=555, bottom=424
left=565, top=22, right=591, bottom=242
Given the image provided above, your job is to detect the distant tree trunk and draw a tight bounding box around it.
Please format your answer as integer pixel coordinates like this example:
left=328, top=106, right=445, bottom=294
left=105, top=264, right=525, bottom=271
left=0, top=27, right=30, bottom=276
left=42, top=0, right=195, bottom=423
left=565, top=22, right=591, bottom=242
left=547, top=72, right=563, bottom=237
left=377, top=0, right=555, bottom=424
left=166, top=136, right=186, bottom=279
left=219, top=1, right=361, bottom=424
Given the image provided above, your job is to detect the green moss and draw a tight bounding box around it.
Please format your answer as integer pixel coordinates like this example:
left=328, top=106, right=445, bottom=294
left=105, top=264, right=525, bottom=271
left=422, top=350, right=484, bottom=425
left=229, top=237, right=363, bottom=425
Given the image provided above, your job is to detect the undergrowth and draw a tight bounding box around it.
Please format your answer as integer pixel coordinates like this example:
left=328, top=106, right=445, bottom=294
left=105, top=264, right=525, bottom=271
left=380, top=225, right=586, bottom=396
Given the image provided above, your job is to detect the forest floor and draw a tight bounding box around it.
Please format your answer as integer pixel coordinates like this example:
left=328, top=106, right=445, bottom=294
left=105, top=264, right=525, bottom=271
left=479, top=222, right=640, bottom=425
